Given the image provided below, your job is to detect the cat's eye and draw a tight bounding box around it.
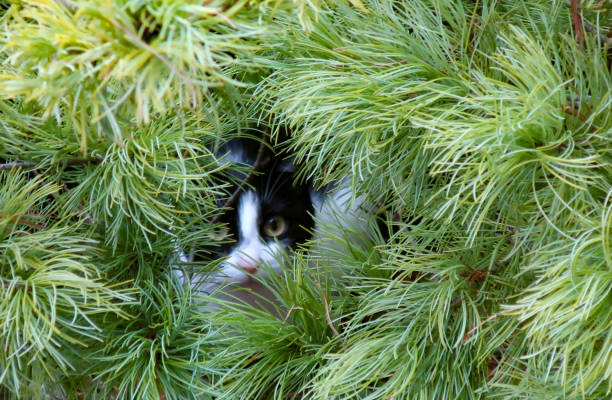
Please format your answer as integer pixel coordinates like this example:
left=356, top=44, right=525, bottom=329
left=262, top=216, right=287, bottom=238
left=208, top=225, right=230, bottom=241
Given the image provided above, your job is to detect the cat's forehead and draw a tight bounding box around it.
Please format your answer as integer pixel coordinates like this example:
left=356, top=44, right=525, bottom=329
left=219, top=138, right=295, bottom=174
left=217, top=139, right=303, bottom=197
left=215, top=136, right=313, bottom=218
left=218, top=138, right=264, bottom=165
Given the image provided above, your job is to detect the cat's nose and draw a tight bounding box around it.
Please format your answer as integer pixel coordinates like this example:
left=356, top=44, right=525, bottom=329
left=236, top=260, right=258, bottom=274
left=241, top=265, right=257, bottom=274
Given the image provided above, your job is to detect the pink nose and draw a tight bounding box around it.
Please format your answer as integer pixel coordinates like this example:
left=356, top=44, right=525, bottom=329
left=237, top=261, right=257, bottom=274
left=242, top=265, right=257, bottom=274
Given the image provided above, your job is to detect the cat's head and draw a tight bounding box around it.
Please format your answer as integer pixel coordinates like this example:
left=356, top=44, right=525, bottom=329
left=210, top=137, right=317, bottom=283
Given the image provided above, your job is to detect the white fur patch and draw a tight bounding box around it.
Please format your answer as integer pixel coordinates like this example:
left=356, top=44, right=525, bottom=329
left=238, top=191, right=259, bottom=241
left=218, top=191, right=284, bottom=284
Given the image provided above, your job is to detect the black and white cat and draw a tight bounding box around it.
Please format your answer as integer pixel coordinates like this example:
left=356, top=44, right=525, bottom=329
left=211, top=137, right=318, bottom=280
left=176, top=134, right=371, bottom=311
left=176, top=136, right=322, bottom=309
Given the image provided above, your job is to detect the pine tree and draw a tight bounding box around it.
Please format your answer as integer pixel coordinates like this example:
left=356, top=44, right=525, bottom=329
left=0, top=1, right=610, bottom=399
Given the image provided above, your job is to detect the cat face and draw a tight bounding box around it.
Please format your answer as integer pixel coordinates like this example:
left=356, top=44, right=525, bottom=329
left=210, top=138, right=315, bottom=284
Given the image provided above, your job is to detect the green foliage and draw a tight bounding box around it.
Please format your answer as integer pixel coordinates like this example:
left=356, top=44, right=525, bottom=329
left=0, top=0, right=611, bottom=399
left=0, top=0, right=315, bottom=150
left=208, top=266, right=339, bottom=400
left=0, top=172, right=134, bottom=397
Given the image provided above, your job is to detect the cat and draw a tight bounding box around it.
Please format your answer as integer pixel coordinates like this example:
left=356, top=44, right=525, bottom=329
left=176, top=135, right=321, bottom=310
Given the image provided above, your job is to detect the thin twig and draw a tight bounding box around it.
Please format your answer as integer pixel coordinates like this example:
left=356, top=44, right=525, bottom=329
left=321, top=290, right=340, bottom=337
left=462, top=309, right=512, bottom=345
left=283, top=305, right=309, bottom=322
left=2, top=282, right=27, bottom=290
left=0, top=161, right=37, bottom=170
left=0, top=158, right=101, bottom=171
left=462, top=313, right=499, bottom=345
left=208, top=10, right=236, bottom=29
left=313, top=279, right=341, bottom=338
left=0, top=213, right=48, bottom=231
left=584, top=20, right=612, bottom=47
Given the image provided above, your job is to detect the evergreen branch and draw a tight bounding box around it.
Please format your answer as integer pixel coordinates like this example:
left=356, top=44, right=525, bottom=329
left=106, top=18, right=197, bottom=109
left=1, top=0, right=611, bottom=398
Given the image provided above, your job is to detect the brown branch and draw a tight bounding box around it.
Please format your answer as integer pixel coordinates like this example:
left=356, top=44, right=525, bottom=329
left=570, top=0, right=585, bottom=47
left=564, top=105, right=588, bottom=121
left=0, top=213, right=48, bottom=231
left=459, top=257, right=491, bottom=283
left=208, top=10, right=236, bottom=29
